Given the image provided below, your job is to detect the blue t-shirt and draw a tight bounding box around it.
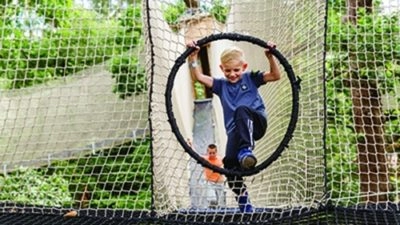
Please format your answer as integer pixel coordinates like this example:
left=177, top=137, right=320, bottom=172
left=212, top=70, right=267, bottom=134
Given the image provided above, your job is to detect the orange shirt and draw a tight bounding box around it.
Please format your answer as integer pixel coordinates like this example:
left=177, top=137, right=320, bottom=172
left=203, top=155, right=224, bottom=183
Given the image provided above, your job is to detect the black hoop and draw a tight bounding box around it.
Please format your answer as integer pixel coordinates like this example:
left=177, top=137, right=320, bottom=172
left=165, top=32, right=300, bottom=177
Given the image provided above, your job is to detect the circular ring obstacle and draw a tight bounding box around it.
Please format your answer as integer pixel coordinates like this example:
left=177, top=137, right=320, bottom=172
left=165, top=32, right=300, bottom=177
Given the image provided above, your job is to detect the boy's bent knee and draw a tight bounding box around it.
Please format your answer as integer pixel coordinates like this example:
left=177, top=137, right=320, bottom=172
left=234, top=106, right=251, bottom=118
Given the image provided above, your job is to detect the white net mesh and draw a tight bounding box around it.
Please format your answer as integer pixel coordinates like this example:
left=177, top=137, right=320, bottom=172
left=0, top=0, right=150, bottom=213
left=9, top=0, right=400, bottom=224
left=149, top=0, right=325, bottom=217
left=1, top=0, right=400, bottom=224
left=326, top=0, right=400, bottom=208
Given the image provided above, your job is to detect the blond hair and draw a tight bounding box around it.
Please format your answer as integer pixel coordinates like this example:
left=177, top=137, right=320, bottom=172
left=220, top=46, right=245, bottom=64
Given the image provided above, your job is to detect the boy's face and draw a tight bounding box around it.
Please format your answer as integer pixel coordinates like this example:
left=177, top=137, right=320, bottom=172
left=220, top=59, right=248, bottom=83
left=207, top=148, right=217, bottom=160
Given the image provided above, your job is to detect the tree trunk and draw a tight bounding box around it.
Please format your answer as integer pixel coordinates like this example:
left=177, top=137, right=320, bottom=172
left=351, top=78, right=389, bottom=202
left=345, top=0, right=389, bottom=203
left=344, top=0, right=373, bottom=24
left=184, top=0, right=199, bottom=8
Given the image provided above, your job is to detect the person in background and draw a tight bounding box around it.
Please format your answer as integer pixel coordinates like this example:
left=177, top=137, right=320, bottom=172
left=202, top=143, right=225, bottom=208
left=187, top=139, right=226, bottom=208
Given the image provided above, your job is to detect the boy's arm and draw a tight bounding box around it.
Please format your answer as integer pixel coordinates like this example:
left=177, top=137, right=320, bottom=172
left=187, top=41, right=214, bottom=88
left=262, top=41, right=281, bottom=82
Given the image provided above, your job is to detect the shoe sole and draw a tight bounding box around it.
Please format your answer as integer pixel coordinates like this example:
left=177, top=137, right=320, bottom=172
left=241, top=155, right=257, bottom=169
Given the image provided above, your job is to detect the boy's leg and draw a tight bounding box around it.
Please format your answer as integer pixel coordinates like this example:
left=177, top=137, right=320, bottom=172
left=226, top=175, right=254, bottom=213
left=206, top=182, right=217, bottom=208
left=216, top=184, right=226, bottom=207
left=224, top=133, right=255, bottom=212
left=224, top=130, right=241, bottom=169
left=233, top=106, right=255, bottom=149
left=237, top=191, right=254, bottom=213
left=214, top=183, right=225, bottom=208
left=234, top=106, right=267, bottom=169
left=253, top=110, right=268, bottom=141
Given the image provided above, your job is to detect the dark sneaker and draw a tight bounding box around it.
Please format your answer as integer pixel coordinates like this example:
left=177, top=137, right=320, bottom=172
left=238, top=148, right=257, bottom=169
left=237, top=192, right=254, bottom=213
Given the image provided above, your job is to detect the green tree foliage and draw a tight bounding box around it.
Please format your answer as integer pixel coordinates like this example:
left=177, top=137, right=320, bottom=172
left=0, top=168, right=73, bottom=207
left=109, top=3, right=146, bottom=98
left=162, top=0, right=186, bottom=26
left=205, top=0, right=228, bottom=23
left=33, top=0, right=74, bottom=27
left=325, top=75, right=360, bottom=205
left=0, top=1, right=142, bottom=90
left=194, top=81, right=206, bottom=100
left=48, top=138, right=151, bottom=209
left=91, top=0, right=138, bottom=17
left=162, top=0, right=229, bottom=26
left=0, top=138, right=151, bottom=209
left=326, top=1, right=400, bottom=204
left=0, top=9, right=111, bottom=88
left=110, top=54, right=146, bottom=99
left=115, top=4, right=143, bottom=52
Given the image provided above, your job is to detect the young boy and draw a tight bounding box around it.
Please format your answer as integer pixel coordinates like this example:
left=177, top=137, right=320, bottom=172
left=186, top=40, right=281, bottom=213
left=187, top=140, right=226, bottom=208
left=202, top=144, right=225, bottom=208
